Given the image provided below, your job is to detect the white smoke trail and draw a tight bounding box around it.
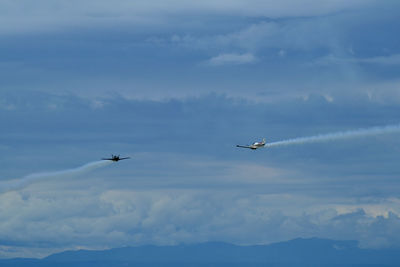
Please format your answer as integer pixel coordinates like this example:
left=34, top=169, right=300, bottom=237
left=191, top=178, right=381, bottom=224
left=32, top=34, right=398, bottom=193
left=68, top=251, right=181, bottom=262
left=0, top=160, right=112, bottom=193
left=265, top=124, right=400, bottom=148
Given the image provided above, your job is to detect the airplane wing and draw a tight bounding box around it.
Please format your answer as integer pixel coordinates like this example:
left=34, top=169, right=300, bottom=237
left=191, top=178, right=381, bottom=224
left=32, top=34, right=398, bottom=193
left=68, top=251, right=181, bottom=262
left=236, top=145, right=254, bottom=149
left=102, top=158, right=113, bottom=160
left=119, top=157, right=130, bottom=160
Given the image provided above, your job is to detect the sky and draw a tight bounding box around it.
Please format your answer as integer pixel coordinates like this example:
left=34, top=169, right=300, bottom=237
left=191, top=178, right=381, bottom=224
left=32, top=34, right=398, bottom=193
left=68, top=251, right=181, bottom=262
left=1, top=0, right=400, bottom=259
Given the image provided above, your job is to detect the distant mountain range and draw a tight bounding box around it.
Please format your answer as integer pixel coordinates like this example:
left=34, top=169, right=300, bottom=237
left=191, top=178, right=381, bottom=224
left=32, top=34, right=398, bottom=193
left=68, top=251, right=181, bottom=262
left=2, top=238, right=400, bottom=267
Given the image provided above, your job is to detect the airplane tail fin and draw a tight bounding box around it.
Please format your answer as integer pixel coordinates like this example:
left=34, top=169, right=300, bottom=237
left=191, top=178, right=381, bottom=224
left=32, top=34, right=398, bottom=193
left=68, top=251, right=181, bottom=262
left=262, top=138, right=266, bottom=144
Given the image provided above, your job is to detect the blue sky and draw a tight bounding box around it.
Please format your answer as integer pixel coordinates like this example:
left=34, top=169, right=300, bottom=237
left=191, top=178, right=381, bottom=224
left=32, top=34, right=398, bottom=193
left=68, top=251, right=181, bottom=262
left=1, top=0, right=400, bottom=258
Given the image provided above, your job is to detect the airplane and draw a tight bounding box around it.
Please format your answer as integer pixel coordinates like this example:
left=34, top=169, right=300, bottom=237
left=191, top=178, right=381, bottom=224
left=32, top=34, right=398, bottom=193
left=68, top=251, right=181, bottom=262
left=101, top=154, right=130, bottom=162
left=236, top=138, right=266, bottom=150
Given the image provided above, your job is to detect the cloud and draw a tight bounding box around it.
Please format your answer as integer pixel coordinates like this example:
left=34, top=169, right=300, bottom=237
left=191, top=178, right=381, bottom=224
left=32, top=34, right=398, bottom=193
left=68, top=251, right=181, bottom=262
left=315, top=54, right=400, bottom=66
left=170, top=20, right=333, bottom=53
left=0, top=0, right=399, bottom=260
left=357, top=54, right=400, bottom=65
left=1, top=185, right=400, bottom=258
left=1, top=101, right=399, bottom=257
left=0, top=0, right=376, bottom=34
left=0, top=1, right=398, bottom=102
left=207, top=53, right=256, bottom=66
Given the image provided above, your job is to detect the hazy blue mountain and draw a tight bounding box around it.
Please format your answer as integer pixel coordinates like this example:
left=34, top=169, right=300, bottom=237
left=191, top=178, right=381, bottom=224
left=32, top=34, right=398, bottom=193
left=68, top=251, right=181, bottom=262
left=1, top=238, right=399, bottom=266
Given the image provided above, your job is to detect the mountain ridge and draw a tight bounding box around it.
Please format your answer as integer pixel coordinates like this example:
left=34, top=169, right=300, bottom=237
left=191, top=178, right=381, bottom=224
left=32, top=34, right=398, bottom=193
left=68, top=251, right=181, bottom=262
left=2, top=238, right=400, bottom=266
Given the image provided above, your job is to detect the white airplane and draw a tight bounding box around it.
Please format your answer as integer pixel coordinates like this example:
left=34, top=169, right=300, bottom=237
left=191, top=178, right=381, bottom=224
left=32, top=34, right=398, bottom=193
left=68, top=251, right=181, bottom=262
left=236, top=138, right=266, bottom=150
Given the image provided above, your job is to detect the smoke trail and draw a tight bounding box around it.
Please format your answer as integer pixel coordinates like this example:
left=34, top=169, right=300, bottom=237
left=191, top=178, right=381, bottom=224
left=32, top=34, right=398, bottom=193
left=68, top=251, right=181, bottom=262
left=265, top=124, right=400, bottom=148
left=0, top=160, right=112, bottom=193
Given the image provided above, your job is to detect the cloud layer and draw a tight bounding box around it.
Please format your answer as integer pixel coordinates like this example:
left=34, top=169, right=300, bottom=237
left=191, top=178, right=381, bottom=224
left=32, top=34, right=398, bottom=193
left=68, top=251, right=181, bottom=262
left=208, top=53, right=256, bottom=66
left=1, top=91, right=400, bottom=257
left=0, top=0, right=377, bottom=34
left=1, top=0, right=400, bottom=259
left=1, top=186, right=400, bottom=258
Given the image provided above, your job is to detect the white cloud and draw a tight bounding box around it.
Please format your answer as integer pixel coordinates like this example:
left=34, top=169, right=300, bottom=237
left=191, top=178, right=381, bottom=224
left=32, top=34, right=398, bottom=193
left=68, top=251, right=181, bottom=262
left=207, top=53, right=256, bottom=66
left=170, top=17, right=347, bottom=54
left=1, top=174, right=400, bottom=258
left=357, top=54, right=400, bottom=65
left=1, top=149, right=400, bottom=256
left=315, top=54, right=400, bottom=66
left=0, top=0, right=375, bottom=34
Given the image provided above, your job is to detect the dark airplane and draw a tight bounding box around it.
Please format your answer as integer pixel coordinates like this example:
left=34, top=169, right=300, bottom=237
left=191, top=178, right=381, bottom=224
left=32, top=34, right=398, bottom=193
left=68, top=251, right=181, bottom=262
left=101, top=154, right=130, bottom=162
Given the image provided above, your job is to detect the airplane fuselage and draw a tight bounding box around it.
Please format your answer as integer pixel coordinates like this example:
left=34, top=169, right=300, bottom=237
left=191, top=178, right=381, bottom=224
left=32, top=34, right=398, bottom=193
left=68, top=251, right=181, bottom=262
left=102, top=155, right=130, bottom=162
left=250, top=142, right=265, bottom=149
left=236, top=138, right=266, bottom=150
